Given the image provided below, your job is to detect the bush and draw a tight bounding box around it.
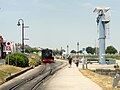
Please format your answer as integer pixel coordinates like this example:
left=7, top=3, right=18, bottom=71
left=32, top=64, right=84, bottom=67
left=5, top=53, right=29, bottom=67
left=29, top=58, right=41, bottom=67
left=29, top=58, right=38, bottom=66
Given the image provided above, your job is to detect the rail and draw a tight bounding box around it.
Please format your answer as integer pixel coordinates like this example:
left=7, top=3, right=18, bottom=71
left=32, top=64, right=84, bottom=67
left=0, top=61, right=67, bottom=90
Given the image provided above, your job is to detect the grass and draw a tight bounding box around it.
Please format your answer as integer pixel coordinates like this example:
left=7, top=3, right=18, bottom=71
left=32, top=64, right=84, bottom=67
left=80, top=69, right=120, bottom=90
left=0, top=56, right=41, bottom=85
left=0, top=65, right=25, bottom=85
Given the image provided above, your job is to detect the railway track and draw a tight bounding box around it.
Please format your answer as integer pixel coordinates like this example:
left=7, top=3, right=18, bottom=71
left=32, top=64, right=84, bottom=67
left=0, top=61, right=67, bottom=90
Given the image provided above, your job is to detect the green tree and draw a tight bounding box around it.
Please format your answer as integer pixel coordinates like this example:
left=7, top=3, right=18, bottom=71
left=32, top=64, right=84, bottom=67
left=106, top=46, right=118, bottom=54
left=25, top=47, right=34, bottom=53
left=70, top=50, right=76, bottom=54
left=76, top=50, right=82, bottom=54
left=86, top=47, right=95, bottom=54
left=77, top=50, right=83, bottom=54
left=53, top=49, right=61, bottom=55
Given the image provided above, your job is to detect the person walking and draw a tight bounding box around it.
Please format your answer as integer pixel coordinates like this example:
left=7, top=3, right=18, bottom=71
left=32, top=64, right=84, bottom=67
left=68, top=56, right=72, bottom=68
left=75, top=56, right=80, bottom=67
left=81, top=55, right=87, bottom=69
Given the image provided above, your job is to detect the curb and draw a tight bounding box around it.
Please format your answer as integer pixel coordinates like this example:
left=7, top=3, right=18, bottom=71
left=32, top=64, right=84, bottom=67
left=5, top=66, right=33, bottom=81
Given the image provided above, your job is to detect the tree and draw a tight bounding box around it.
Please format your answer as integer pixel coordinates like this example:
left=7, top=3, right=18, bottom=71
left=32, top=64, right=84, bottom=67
left=86, top=47, right=95, bottom=54
left=79, top=50, right=83, bottom=54
left=52, top=49, right=61, bottom=55
left=70, top=50, right=76, bottom=54
left=106, top=46, right=118, bottom=54
left=25, top=47, right=34, bottom=53
left=77, top=50, right=83, bottom=54
left=60, top=49, right=65, bottom=56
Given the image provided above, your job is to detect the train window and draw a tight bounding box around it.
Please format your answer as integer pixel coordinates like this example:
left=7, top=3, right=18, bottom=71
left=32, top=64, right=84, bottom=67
left=42, top=49, right=52, bottom=59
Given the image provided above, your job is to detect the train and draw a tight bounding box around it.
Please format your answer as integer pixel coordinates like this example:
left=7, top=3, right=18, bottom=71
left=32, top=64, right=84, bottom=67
left=41, top=48, right=54, bottom=63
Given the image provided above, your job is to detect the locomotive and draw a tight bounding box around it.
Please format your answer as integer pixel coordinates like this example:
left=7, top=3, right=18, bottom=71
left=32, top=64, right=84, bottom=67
left=41, top=48, right=54, bottom=63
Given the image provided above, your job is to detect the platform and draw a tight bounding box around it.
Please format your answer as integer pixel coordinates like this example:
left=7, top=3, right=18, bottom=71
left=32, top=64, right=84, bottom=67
left=42, top=63, right=102, bottom=90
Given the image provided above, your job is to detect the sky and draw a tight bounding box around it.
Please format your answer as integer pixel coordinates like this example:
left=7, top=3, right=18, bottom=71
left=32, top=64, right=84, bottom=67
left=0, top=0, right=120, bottom=52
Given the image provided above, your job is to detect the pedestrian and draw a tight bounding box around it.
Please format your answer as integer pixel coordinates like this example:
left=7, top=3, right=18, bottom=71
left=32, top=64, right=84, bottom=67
left=113, top=72, right=120, bottom=88
left=75, top=56, right=80, bottom=67
left=81, top=56, right=87, bottom=69
left=68, top=56, right=72, bottom=68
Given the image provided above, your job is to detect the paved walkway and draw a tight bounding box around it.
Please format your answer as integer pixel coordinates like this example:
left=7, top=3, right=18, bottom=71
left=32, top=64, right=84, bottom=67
left=43, top=63, right=102, bottom=90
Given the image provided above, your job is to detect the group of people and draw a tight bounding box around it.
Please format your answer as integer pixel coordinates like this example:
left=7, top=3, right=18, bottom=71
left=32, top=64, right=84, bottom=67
left=67, top=55, right=87, bottom=68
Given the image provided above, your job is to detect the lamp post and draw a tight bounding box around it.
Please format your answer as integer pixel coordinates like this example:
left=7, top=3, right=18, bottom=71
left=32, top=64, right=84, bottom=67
left=77, top=42, right=79, bottom=55
left=67, top=45, right=69, bottom=55
left=17, top=19, right=29, bottom=53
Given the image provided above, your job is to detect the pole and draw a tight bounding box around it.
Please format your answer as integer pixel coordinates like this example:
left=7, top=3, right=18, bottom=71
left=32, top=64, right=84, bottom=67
left=67, top=45, right=69, bottom=55
left=77, top=42, right=79, bottom=55
left=17, top=19, right=25, bottom=53
left=94, top=7, right=110, bottom=64
left=61, top=47, right=62, bottom=59
left=22, top=23, right=24, bottom=53
left=97, top=13, right=106, bottom=64
left=6, top=52, right=9, bottom=65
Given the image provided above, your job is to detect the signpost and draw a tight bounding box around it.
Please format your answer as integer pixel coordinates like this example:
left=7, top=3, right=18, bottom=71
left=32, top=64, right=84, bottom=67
left=5, top=46, right=11, bottom=52
left=5, top=42, right=12, bottom=65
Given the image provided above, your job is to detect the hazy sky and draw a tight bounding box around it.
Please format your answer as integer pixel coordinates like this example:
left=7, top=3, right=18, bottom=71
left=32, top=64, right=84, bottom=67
left=0, top=0, right=120, bottom=52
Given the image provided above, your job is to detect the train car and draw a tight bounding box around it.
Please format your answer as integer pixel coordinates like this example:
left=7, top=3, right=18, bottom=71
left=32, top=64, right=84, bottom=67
left=41, top=48, right=54, bottom=63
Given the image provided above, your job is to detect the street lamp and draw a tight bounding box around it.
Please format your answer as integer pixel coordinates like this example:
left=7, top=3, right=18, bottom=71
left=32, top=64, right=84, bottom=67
left=17, top=19, right=29, bottom=53
left=67, top=45, right=69, bottom=55
left=77, top=42, right=79, bottom=55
